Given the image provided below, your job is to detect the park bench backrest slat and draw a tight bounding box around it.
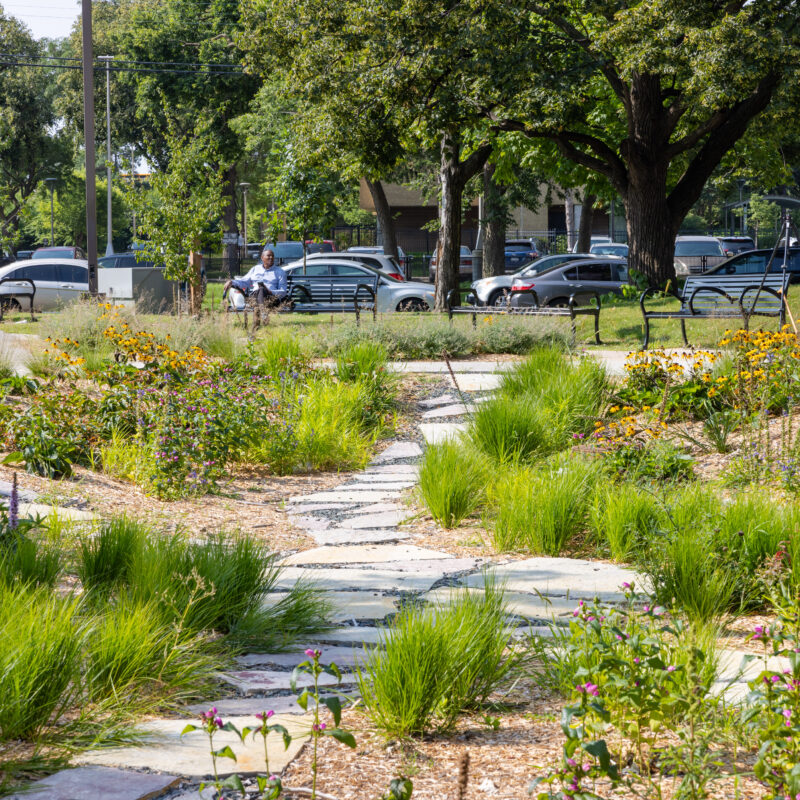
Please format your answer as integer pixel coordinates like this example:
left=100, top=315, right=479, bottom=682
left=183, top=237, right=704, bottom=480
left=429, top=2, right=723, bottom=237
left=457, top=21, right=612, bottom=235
left=286, top=273, right=379, bottom=307
left=682, top=275, right=789, bottom=314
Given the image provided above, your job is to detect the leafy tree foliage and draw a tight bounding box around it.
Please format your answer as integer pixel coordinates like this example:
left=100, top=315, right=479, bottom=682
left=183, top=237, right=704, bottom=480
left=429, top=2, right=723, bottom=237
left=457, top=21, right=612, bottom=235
left=0, top=13, right=70, bottom=250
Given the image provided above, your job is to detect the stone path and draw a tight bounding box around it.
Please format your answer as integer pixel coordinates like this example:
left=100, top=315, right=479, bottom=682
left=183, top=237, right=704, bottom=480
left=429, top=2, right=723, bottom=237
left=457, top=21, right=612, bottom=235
left=33, top=354, right=750, bottom=798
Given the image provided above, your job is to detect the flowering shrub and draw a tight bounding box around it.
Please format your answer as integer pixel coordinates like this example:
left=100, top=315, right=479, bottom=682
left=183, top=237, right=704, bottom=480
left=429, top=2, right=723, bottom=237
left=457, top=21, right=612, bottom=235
left=745, top=581, right=800, bottom=800
left=531, top=586, right=724, bottom=799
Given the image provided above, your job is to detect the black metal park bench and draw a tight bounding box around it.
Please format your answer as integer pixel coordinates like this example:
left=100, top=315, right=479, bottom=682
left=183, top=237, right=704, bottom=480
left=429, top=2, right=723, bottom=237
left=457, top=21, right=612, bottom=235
left=225, top=273, right=379, bottom=331
left=0, top=277, right=36, bottom=322
left=446, top=287, right=602, bottom=345
left=640, top=273, right=790, bottom=349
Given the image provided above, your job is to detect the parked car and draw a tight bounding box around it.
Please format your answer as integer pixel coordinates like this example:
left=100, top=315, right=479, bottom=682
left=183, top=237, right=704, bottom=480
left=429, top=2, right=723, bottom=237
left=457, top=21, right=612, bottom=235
left=305, top=251, right=404, bottom=280
left=718, top=236, right=755, bottom=257
left=347, top=245, right=409, bottom=273
left=259, top=241, right=306, bottom=266
left=467, top=253, right=595, bottom=307
left=0, top=259, right=88, bottom=311
left=572, top=236, right=611, bottom=253
left=245, top=242, right=264, bottom=259
left=509, top=258, right=628, bottom=307
left=99, top=252, right=159, bottom=269
left=282, top=259, right=434, bottom=312
left=32, top=246, right=85, bottom=260
left=306, top=239, right=337, bottom=254
left=428, top=245, right=474, bottom=281
left=590, top=242, right=629, bottom=258
left=15, top=250, right=33, bottom=260
left=674, top=236, right=726, bottom=275
left=504, top=239, right=541, bottom=271
left=696, top=247, right=800, bottom=284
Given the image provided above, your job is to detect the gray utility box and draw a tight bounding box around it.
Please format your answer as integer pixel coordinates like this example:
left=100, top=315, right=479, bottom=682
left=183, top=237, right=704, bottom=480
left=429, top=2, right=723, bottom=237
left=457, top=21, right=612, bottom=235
left=98, top=268, right=177, bottom=313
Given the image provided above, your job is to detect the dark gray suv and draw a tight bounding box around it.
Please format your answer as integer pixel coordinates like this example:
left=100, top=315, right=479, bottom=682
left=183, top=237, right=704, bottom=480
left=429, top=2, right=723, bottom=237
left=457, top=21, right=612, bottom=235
left=509, top=258, right=628, bottom=307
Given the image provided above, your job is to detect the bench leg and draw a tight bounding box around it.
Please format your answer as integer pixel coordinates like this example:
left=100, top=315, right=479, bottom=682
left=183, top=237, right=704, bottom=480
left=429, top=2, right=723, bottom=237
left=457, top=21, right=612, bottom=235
left=355, top=305, right=360, bottom=327
left=372, top=304, right=376, bottom=323
left=680, top=318, right=688, bottom=347
left=472, top=311, right=477, bottom=329
left=569, top=311, right=576, bottom=347
left=642, top=315, right=650, bottom=350
left=593, top=310, right=601, bottom=345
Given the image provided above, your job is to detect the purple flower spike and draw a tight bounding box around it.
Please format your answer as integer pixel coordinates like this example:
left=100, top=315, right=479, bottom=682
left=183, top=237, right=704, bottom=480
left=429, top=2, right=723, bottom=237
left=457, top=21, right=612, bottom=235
left=8, top=472, right=18, bottom=531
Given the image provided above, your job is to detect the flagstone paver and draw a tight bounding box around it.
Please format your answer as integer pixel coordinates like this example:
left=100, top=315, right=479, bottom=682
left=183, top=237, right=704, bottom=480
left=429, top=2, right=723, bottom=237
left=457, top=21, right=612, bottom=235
left=420, top=403, right=473, bottom=419
left=220, top=669, right=357, bottom=696
left=418, top=422, right=468, bottom=444
left=449, top=373, right=503, bottom=391
left=289, top=490, right=399, bottom=504
left=274, top=567, right=445, bottom=592
left=363, top=464, right=419, bottom=475
left=7, top=767, right=180, bottom=800
left=78, top=716, right=308, bottom=777
left=334, top=509, right=413, bottom=529
left=282, top=544, right=454, bottom=566
left=370, top=441, right=423, bottom=462
left=310, top=528, right=411, bottom=545
left=418, top=394, right=458, bottom=407
left=342, top=481, right=416, bottom=491
left=236, top=646, right=365, bottom=669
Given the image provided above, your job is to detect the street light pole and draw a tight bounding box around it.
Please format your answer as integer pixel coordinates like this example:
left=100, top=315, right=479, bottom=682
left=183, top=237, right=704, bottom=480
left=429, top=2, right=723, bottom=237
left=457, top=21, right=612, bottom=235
left=45, top=178, right=57, bottom=245
left=81, top=0, right=98, bottom=294
left=98, top=55, right=114, bottom=256
left=238, top=182, right=250, bottom=255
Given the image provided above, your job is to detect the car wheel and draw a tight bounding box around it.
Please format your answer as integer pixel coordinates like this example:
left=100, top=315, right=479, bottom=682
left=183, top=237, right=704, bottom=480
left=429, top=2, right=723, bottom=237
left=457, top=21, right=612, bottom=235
left=548, top=297, right=570, bottom=308
left=397, top=298, right=429, bottom=312
left=487, top=290, right=508, bottom=307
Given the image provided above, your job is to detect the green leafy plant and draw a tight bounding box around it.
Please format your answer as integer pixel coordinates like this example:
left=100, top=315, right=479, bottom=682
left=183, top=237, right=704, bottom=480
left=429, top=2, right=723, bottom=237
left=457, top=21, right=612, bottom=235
left=357, top=580, right=518, bottom=736
left=418, top=440, right=487, bottom=527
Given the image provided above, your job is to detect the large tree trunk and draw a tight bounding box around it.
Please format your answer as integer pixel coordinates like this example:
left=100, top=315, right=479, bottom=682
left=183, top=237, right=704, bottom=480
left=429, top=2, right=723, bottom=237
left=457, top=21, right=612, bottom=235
left=222, top=165, right=238, bottom=279
left=434, top=133, right=492, bottom=311
left=576, top=193, right=597, bottom=252
left=365, top=179, right=398, bottom=260
left=482, top=162, right=506, bottom=277
left=624, top=185, right=679, bottom=288
left=565, top=189, right=576, bottom=251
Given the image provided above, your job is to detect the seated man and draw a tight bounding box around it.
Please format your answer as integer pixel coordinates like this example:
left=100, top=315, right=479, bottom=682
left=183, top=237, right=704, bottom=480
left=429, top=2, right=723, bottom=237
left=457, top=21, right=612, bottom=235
left=224, top=248, right=288, bottom=308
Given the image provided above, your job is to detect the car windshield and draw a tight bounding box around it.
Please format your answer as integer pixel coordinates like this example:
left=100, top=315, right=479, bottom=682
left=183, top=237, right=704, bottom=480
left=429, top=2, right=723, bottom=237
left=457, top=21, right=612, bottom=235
left=307, top=242, right=334, bottom=253
left=271, top=242, right=305, bottom=259
left=591, top=245, right=627, bottom=255
left=675, top=241, right=723, bottom=256
left=32, top=249, right=73, bottom=259
left=506, top=245, right=533, bottom=252
left=516, top=255, right=574, bottom=277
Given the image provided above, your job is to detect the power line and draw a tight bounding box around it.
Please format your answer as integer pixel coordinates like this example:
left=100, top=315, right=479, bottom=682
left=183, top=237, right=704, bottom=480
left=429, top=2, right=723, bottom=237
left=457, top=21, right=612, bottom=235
left=0, top=51, right=244, bottom=68
left=0, top=58, right=246, bottom=75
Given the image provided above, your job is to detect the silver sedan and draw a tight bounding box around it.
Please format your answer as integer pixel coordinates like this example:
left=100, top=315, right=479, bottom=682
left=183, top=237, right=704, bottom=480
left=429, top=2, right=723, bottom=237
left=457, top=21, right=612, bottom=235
left=467, top=253, right=595, bottom=306
left=283, top=259, right=434, bottom=312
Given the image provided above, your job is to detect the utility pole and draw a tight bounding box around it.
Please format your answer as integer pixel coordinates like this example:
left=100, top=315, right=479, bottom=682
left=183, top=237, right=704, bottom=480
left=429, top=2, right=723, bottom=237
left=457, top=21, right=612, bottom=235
left=81, top=0, right=98, bottom=294
left=98, top=55, right=114, bottom=256
left=239, top=182, right=250, bottom=256
left=45, top=178, right=57, bottom=245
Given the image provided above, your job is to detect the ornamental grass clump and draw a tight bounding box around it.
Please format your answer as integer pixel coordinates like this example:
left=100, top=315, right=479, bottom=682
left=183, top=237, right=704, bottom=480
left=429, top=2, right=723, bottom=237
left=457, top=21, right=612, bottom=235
left=357, top=579, right=517, bottom=737
left=489, top=456, right=599, bottom=554
left=0, top=583, right=84, bottom=740
left=418, top=439, right=487, bottom=527
left=588, top=480, right=663, bottom=562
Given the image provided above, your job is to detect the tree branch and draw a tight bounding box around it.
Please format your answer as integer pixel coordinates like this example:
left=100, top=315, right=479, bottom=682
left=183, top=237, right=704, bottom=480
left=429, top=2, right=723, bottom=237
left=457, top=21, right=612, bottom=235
left=668, top=72, right=781, bottom=220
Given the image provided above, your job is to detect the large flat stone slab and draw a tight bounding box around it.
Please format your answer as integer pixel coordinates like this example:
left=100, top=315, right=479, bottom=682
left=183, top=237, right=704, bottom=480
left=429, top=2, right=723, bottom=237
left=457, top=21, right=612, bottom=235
left=462, top=557, right=640, bottom=600
left=317, top=626, right=385, bottom=646
left=450, top=373, right=503, bottom=391
left=311, top=529, right=411, bottom=546
left=361, top=557, right=480, bottom=574
left=370, top=442, right=422, bottom=463
left=418, top=422, right=468, bottom=444
left=290, top=490, right=399, bottom=504
left=343, top=481, right=416, bottom=491
left=220, top=669, right=357, bottom=696
left=275, top=567, right=443, bottom=592
left=421, top=403, right=473, bottom=419
left=8, top=767, right=179, bottom=800
left=287, top=515, right=330, bottom=532
left=336, top=510, right=413, bottom=529
left=263, top=590, right=397, bottom=622
left=364, top=464, right=419, bottom=475
left=424, top=587, right=596, bottom=621
left=20, top=503, right=95, bottom=522
left=418, top=394, right=458, bottom=408
left=78, top=717, right=308, bottom=777
left=345, top=502, right=402, bottom=514
left=186, top=694, right=309, bottom=717
left=283, top=543, right=453, bottom=566
left=287, top=503, right=353, bottom=514
left=352, top=472, right=416, bottom=483
left=388, top=361, right=516, bottom=374
left=237, top=645, right=366, bottom=670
